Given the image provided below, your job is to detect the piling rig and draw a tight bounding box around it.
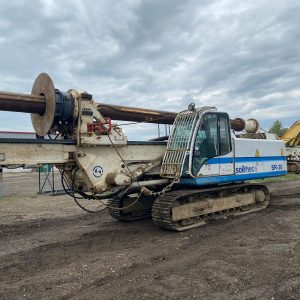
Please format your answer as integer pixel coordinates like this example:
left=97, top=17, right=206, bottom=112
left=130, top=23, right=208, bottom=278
left=0, top=73, right=287, bottom=231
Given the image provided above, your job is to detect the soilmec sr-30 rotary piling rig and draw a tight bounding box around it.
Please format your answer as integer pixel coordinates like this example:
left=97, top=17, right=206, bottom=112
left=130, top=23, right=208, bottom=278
left=0, top=73, right=288, bottom=231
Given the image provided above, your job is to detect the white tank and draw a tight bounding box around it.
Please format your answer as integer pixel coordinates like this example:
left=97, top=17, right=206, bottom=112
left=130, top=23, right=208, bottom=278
left=244, top=118, right=259, bottom=133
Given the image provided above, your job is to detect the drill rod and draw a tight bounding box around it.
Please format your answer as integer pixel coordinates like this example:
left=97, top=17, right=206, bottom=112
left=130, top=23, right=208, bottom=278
left=0, top=89, right=245, bottom=130
left=0, top=91, right=45, bottom=114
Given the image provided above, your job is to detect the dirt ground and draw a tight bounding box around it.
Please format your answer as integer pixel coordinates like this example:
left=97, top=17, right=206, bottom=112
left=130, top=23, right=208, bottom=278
left=0, top=172, right=299, bottom=300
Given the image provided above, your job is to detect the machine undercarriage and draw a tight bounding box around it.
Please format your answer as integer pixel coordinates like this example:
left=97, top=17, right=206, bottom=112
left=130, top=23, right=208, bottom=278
left=101, top=182, right=270, bottom=232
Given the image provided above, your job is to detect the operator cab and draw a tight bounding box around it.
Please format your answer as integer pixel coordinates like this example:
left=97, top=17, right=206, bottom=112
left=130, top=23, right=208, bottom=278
left=160, top=106, right=233, bottom=179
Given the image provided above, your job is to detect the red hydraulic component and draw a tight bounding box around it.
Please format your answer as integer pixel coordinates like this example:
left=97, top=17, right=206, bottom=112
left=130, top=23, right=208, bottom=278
left=87, top=118, right=112, bottom=134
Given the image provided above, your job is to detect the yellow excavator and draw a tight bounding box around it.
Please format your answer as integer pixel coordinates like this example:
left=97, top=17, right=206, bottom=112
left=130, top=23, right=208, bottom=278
left=280, top=120, right=300, bottom=173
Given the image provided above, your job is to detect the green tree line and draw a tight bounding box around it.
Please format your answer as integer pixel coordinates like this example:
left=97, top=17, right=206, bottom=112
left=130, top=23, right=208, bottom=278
left=268, top=120, right=288, bottom=136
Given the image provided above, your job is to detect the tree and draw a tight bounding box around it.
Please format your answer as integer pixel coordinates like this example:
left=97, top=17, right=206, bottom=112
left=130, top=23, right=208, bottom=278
left=268, top=120, right=288, bottom=136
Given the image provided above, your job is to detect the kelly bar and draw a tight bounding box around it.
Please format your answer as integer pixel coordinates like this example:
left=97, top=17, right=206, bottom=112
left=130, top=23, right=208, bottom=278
left=0, top=73, right=246, bottom=132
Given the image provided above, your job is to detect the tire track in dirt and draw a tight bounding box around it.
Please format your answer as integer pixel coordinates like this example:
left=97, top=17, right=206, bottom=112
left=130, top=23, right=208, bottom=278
left=0, top=181, right=299, bottom=299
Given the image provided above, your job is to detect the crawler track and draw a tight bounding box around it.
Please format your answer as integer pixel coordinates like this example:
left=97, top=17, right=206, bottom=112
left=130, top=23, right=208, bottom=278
left=152, top=183, right=270, bottom=231
left=107, top=194, right=155, bottom=221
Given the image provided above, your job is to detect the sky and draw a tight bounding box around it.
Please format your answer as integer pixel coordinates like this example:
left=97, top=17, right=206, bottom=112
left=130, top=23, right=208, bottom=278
left=0, top=0, right=299, bottom=140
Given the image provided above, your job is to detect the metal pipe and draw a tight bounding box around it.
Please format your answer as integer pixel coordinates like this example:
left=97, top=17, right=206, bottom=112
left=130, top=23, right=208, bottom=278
left=0, top=90, right=177, bottom=123
left=0, top=91, right=45, bottom=114
left=97, top=103, right=177, bottom=125
left=128, top=179, right=170, bottom=189
left=0, top=87, right=246, bottom=130
left=97, top=103, right=246, bottom=130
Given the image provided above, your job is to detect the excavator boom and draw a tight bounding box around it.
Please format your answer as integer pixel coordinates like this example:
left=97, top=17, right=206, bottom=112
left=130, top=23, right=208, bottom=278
left=280, top=120, right=300, bottom=146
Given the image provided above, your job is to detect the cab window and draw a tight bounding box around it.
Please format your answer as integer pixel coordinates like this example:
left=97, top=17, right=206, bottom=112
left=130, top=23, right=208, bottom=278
left=191, top=113, right=231, bottom=176
left=219, top=116, right=231, bottom=155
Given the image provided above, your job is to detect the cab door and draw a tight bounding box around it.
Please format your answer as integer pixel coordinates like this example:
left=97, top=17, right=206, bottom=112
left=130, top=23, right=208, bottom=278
left=218, top=116, right=234, bottom=175
left=190, top=112, right=233, bottom=177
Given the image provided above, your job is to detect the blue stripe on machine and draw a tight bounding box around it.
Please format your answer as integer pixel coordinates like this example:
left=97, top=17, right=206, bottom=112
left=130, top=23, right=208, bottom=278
left=207, top=156, right=286, bottom=165
left=179, top=170, right=287, bottom=186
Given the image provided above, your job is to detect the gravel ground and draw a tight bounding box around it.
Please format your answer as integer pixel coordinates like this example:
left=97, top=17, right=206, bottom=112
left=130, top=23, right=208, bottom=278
left=0, top=173, right=299, bottom=300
